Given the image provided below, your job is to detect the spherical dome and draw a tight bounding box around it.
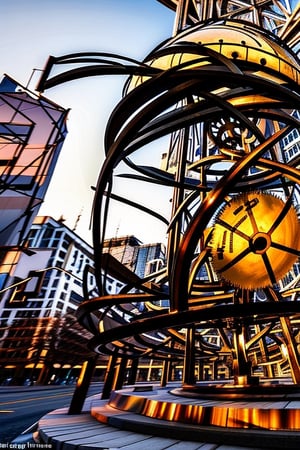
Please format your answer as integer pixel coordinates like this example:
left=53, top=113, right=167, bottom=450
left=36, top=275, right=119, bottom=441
left=127, top=20, right=300, bottom=92
left=211, top=192, right=300, bottom=289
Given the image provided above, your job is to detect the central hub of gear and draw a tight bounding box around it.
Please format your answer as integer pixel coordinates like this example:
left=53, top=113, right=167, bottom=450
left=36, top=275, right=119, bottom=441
left=250, top=232, right=271, bottom=254
left=211, top=192, right=300, bottom=289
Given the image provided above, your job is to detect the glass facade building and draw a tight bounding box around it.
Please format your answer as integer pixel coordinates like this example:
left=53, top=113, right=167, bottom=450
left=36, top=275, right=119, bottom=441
left=0, top=75, right=68, bottom=292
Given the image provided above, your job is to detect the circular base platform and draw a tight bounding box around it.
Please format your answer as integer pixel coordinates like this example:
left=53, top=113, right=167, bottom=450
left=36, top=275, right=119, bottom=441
left=106, top=383, right=300, bottom=431
left=172, top=382, right=300, bottom=400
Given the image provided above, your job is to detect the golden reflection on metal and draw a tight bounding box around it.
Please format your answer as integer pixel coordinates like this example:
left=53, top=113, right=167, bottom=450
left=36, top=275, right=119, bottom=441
left=211, top=192, right=300, bottom=288
left=108, top=390, right=300, bottom=431
left=128, top=20, right=300, bottom=92
left=76, top=360, right=89, bottom=387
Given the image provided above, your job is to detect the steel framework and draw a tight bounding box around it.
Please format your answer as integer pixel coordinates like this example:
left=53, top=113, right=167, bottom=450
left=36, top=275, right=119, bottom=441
left=37, top=0, right=300, bottom=404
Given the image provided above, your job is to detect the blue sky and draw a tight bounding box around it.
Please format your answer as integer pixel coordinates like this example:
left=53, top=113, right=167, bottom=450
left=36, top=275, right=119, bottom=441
left=1, top=0, right=175, bottom=244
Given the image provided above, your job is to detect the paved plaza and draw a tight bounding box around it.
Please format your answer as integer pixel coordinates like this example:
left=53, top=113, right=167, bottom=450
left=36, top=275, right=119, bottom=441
left=36, top=386, right=300, bottom=449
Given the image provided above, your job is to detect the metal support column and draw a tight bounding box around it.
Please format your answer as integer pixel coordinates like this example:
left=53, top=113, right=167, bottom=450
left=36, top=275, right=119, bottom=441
left=183, top=325, right=196, bottom=385
left=68, top=356, right=97, bottom=414
left=127, top=358, right=138, bottom=385
left=115, top=358, right=128, bottom=390
left=101, top=354, right=118, bottom=399
left=161, top=358, right=171, bottom=387
left=280, top=316, right=300, bottom=384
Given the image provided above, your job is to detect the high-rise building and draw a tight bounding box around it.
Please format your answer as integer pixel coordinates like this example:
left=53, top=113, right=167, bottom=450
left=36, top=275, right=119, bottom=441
left=0, top=216, right=97, bottom=385
left=282, top=111, right=300, bottom=163
left=0, top=217, right=167, bottom=385
left=102, top=235, right=166, bottom=278
left=0, top=75, right=68, bottom=293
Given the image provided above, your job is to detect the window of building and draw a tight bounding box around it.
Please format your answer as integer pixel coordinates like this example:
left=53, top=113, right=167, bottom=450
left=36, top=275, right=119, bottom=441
left=52, top=279, right=59, bottom=288
left=26, top=229, right=39, bottom=247
left=62, top=237, right=73, bottom=250
left=40, top=226, right=55, bottom=247
left=58, top=250, right=66, bottom=260
left=71, top=250, right=78, bottom=267
left=70, top=290, right=83, bottom=303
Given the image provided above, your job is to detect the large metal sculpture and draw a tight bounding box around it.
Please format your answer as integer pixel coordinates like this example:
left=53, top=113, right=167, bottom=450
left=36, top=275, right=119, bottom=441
left=37, top=0, right=300, bottom=431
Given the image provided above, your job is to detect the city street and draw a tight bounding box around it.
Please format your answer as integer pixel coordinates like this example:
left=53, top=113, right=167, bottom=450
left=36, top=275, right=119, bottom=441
left=0, top=383, right=103, bottom=443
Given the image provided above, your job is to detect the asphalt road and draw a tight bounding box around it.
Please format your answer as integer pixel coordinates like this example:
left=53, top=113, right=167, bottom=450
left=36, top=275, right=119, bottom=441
left=0, top=383, right=103, bottom=443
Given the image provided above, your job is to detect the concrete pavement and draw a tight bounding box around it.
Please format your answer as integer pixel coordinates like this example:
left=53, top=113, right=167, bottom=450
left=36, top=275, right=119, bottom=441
left=34, top=385, right=300, bottom=450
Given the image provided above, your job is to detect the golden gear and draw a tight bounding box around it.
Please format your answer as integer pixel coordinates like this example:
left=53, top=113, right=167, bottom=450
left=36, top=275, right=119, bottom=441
left=211, top=192, right=300, bottom=289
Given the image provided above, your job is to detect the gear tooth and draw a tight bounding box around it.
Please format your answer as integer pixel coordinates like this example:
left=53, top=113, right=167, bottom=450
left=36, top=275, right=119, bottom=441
left=210, top=192, right=300, bottom=290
